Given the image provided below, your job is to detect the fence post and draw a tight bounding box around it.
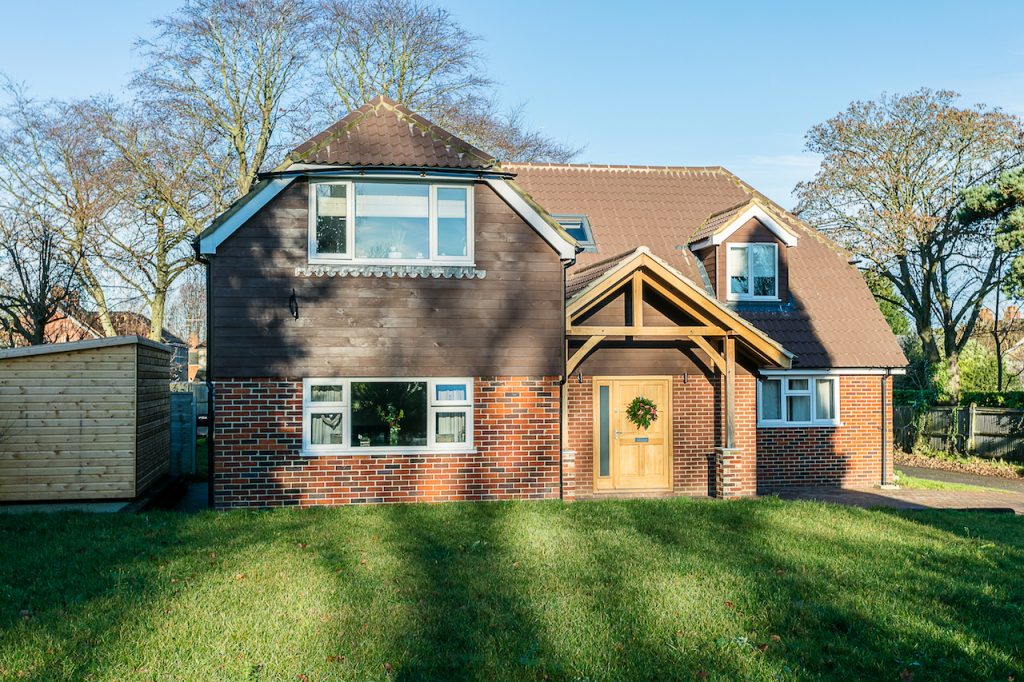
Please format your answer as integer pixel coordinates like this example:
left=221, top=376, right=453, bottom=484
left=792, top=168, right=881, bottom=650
left=967, top=403, right=977, bottom=454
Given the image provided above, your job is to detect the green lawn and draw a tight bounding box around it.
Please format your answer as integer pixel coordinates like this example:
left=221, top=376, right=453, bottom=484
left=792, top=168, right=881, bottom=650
left=894, top=469, right=1004, bottom=492
left=1, top=499, right=1021, bottom=681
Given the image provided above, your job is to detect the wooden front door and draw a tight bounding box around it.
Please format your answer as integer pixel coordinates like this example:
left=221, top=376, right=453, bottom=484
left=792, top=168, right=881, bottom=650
left=593, top=377, right=672, bottom=492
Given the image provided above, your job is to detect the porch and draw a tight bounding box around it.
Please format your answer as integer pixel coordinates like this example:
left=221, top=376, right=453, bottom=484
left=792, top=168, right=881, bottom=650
left=560, top=247, right=792, bottom=499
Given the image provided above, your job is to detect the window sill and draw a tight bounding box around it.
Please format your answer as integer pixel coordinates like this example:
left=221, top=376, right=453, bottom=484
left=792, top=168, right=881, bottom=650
left=296, top=263, right=485, bottom=279
left=301, top=447, right=478, bottom=457
left=757, top=422, right=843, bottom=429
left=728, top=296, right=781, bottom=303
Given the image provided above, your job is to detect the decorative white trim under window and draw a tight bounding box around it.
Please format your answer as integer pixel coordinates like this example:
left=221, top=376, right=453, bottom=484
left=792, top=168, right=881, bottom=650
left=757, top=374, right=840, bottom=427
left=308, top=180, right=475, bottom=266
left=727, top=243, right=779, bottom=301
left=302, top=378, right=474, bottom=454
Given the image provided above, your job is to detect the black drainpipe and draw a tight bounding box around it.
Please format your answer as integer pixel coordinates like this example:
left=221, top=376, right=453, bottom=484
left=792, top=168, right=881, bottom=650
left=881, top=369, right=890, bottom=486
left=558, top=258, right=571, bottom=500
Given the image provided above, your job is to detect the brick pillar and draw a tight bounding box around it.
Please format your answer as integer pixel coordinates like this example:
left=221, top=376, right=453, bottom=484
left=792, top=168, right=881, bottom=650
left=714, top=374, right=757, bottom=498
left=561, top=448, right=576, bottom=501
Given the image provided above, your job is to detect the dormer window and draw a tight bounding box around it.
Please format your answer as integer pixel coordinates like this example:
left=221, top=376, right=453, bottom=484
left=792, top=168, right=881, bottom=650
left=553, top=214, right=596, bottom=252
left=309, top=180, right=473, bottom=264
left=727, top=243, right=778, bottom=301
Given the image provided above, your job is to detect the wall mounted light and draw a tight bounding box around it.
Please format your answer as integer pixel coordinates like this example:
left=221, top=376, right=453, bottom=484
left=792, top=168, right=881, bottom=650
left=288, top=288, right=299, bottom=319
left=576, top=371, right=583, bottom=384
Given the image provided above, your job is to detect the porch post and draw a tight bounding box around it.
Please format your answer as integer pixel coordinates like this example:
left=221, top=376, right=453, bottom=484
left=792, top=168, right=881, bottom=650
left=715, top=336, right=755, bottom=498
left=724, top=335, right=735, bottom=449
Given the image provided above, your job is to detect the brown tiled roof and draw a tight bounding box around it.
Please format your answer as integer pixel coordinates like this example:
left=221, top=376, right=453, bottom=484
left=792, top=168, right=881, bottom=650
left=509, top=163, right=906, bottom=369
left=566, top=248, right=637, bottom=298
left=285, top=95, right=497, bottom=170
left=689, top=200, right=753, bottom=243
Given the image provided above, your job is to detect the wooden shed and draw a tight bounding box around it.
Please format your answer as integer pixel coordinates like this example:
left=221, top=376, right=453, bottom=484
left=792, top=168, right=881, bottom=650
left=0, top=336, right=171, bottom=502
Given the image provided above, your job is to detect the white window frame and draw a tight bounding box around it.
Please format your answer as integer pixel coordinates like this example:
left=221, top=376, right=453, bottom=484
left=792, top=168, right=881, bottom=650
left=757, top=373, right=840, bottom=427
left=302, top=379, right=349, bottom=453
left=308, top=180, right=474, bottom=266
left=726, top=242, right=779, bottom=301
left=301, top=377, right=474, bottom=455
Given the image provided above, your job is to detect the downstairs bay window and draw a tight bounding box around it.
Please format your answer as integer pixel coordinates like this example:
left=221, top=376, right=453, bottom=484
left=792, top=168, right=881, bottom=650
left=302, top=378, right=473, bottom=453
left=757, top=375, right=839, bottom=427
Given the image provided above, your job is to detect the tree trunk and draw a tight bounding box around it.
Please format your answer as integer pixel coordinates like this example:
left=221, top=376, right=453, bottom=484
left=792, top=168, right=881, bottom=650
left=946, top=351, right=961, bottom=400
left=149, top=289, right=166, bottom=342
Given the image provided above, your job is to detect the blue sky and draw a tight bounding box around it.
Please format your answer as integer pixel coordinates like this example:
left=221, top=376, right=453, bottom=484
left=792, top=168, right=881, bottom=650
left=1, top=0, right=1022, bottom=206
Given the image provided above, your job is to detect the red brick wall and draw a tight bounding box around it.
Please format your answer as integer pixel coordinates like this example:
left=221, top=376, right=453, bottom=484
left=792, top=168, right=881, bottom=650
left=213, top=376, right=561, bottom=508
left=566, top=373, right=757, bottom=498
left=757, top=375, right=893, bottom=490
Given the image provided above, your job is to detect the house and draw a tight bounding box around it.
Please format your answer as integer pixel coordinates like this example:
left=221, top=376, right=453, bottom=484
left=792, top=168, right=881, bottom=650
left=196, top=95, right=906, bottom=509
left=34, top=304, right=190, bottom=381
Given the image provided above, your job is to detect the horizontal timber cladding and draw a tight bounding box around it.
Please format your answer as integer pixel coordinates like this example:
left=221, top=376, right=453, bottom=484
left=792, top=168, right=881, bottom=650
left=756, top=375, right=892, bottom=490
left=209, top=178, right=566, bottom=379
left=135, top=344, right=171, bottom=494
left=0, top=339, right=171, bottom=502
left=566, top=372, right=758, bottom=498
left=213, top=376, right=561, bottom=508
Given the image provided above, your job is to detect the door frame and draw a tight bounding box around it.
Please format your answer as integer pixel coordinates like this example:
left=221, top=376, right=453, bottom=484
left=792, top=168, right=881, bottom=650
left=591, top=375, right=674, bottom=493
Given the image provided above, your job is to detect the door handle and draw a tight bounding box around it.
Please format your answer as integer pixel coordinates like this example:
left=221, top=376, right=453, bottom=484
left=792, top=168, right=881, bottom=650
left=614, top=431, right=621, bottom=437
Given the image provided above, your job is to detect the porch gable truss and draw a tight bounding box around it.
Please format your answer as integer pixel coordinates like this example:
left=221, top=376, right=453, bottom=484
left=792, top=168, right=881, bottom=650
left=565, top=247, right=793, bottom=448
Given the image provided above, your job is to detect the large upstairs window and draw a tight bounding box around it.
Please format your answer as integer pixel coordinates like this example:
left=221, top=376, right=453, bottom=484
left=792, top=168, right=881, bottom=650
left=309, top=180, right=473, bottom=264
left=727, top=243, right=778, bottom=301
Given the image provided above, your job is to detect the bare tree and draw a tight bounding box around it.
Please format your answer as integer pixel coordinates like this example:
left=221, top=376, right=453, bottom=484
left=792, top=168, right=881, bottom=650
left=165, top=266, right=207, bottom=343
left=87, top=100, right=227, bottom=341
left=795, top=89, right=1024, bottom=396
left=0, top=209, right=83, bottom=346
left=133, top=0, right=317, bottom=196
left=0, top=84, right=121, bottom=336
left=319, top=0, right=579, bottom=162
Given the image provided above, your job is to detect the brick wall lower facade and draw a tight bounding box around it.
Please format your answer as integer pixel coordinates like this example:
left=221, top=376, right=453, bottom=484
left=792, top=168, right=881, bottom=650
left=213, top=376, right=561, bottom=508
left=756, top=375, right=893, bottom=491
left=566, top=373, right=757, bottom=498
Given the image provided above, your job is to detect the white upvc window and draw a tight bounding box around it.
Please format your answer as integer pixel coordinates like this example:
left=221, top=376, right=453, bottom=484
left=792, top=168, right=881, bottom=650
left=302, top=378, right=474, bottom=454
left=308, top=180, right=474, bottom=265
left=727, top=243, right=779, bottom=301
left=757, top=374, right=839, bottom=427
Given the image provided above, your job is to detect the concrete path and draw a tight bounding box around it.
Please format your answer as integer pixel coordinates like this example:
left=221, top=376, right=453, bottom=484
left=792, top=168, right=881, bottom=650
left=174, top=482, right=210, bottom=513
left=778, top=486, right=1024, bottom=514
left=898, top=465, right=1024, bottom=494
left=0, top=501, right=129, bottom=514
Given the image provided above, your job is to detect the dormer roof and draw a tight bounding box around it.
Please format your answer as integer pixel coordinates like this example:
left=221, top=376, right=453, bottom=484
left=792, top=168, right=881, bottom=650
left=279, top=95, right=497, bottom=171
left=689, top=199, right=799, bottom=247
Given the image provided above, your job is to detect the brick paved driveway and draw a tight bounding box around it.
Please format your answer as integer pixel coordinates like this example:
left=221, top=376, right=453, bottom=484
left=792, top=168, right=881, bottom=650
left=776, top=487, right=1024, bottom=514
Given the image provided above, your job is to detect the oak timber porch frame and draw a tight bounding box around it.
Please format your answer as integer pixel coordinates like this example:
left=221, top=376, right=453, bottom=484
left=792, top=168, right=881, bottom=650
left=565, top=247, right=792, bottom=448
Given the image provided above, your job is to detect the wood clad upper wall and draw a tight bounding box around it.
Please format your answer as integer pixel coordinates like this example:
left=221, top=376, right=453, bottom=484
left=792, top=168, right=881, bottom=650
left=210, top=178, right=565, bottom=378
left=0, top=345, right=137, bottom=501
left=135, top=344, right=171, bottom=494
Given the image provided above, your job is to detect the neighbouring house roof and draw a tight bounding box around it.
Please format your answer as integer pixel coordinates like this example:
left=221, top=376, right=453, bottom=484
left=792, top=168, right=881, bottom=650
left=280, top=95, right=497, bottom=171
left=0, top=335, right=170, bottom=361
left=510, top=163, right=906, bottom=369
left=54, top=305, right=186, bottom=347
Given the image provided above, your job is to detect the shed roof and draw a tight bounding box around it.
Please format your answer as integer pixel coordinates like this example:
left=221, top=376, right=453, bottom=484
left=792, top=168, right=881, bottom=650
left=0, top=336, right=170, bottom=361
